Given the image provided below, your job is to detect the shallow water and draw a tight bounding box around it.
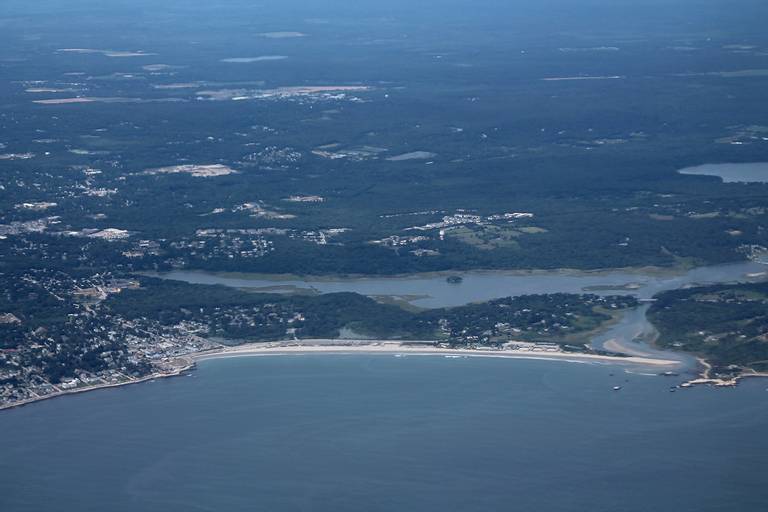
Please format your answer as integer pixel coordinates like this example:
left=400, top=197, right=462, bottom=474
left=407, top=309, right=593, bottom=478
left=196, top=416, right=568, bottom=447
left=1, top=356, right=766, bottom=512
left=155, top=261, right=766, bottom=308
left=156, top=262, right=766, bottom=363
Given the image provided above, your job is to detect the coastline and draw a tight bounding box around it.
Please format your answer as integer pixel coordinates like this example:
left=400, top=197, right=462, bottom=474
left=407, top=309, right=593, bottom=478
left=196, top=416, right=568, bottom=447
left=600, top=328, right=765, bottom=389
left=681, top=357, right=768, bottom=388
left=0, top=363, right=194, bottom=412
left=1, top=340, right=681, bottom=412
left=7, top=338, right=768, bottom=412
left=190, top=341, right=682, bottom=367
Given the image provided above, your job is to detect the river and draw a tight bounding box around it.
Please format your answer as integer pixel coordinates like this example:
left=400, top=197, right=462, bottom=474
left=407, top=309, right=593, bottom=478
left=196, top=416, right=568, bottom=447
left=153, top=260, right=768, bottom=365
left=3, top=263, right=768, bottom=510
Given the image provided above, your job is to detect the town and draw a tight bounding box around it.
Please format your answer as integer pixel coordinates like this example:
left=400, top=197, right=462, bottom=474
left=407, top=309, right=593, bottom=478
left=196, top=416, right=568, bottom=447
left=0, top=265, right=639, bottom=409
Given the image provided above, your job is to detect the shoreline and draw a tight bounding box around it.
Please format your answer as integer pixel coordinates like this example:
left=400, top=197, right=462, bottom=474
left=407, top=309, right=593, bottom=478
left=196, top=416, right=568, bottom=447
left=0, top=363, right=194, bottom=412
left=681, top=357, right=768, bottom=388
left=190, top=341, right=683, bottom=367
left=6, top=339, right=766, bottom=412
left=1, top=340, right=680, bottom=411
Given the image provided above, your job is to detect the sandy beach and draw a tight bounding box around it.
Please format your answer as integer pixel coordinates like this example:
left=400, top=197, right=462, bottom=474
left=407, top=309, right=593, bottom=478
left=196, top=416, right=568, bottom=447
left=680, top=357, right=768, bottom=387
left=192, top=340, right=683, bottom=367
left=0, top=341, right=685, bottom=411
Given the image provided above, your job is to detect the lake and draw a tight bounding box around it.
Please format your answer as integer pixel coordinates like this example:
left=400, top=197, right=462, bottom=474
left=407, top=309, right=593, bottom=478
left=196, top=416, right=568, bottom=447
left=1, top=355, right=766, bottom=512
left=678, top=162, right=768, bottom=183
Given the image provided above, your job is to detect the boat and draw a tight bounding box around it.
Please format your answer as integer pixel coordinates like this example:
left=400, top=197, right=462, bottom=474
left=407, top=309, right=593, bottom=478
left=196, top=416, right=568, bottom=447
left=612, top=386, right=622, bottom=391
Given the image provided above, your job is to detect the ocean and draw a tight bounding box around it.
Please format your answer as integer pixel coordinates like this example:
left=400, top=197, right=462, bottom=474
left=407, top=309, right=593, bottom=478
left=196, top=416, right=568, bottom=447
left=1, top=355, right=767, bottom=511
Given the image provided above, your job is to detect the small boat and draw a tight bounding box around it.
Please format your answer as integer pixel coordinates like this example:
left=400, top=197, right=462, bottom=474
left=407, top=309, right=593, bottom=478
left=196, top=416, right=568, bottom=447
left=612, top=386, right=622, bottom=391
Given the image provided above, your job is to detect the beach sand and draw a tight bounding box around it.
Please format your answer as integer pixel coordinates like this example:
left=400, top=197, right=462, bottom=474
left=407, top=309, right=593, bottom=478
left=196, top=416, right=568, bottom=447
left=0, top=340, right=684, bottom=411
left=193, top=340, right=682, bottom=367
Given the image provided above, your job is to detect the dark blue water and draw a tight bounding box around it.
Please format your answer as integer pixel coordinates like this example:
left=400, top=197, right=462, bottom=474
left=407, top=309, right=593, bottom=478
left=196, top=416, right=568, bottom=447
left=1, top=356, right=767, bottom=512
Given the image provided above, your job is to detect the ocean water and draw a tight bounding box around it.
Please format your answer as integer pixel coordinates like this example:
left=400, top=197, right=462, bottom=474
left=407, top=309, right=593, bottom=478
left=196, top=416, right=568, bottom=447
left=1, top=355, right=767, bottom=512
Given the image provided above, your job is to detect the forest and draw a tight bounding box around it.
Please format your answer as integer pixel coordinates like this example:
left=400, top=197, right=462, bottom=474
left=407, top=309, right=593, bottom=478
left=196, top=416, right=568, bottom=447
left=107, top=277, right=638, bottom=344
left=649, top=281, right=768, bottom=373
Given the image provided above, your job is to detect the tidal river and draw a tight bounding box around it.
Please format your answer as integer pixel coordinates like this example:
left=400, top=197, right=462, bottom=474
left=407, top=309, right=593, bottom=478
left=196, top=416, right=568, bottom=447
left=3, top=262, right=768, bottom=511
left=154, top=260, right=768, bottom=365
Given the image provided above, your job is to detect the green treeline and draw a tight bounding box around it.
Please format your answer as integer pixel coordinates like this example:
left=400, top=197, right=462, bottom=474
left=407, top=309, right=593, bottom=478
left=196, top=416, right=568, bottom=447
left=106, top=278, right=637, bottom=343
left=649, top=281, right=768, bottom=372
